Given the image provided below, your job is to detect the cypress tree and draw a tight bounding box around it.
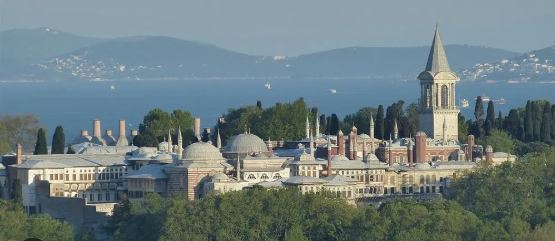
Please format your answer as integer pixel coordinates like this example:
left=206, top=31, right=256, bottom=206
left=375, top=105, right=385, bottom=139
left=532, top=101, right=542, bottom=141
left=33, top=128, right=48, bottom=155
left=474, top=96, right=485, bottom=137
left=11, top=179, right=22, bottom=203
left=524, top=101, right=533, bottom=141
left=540, top=102, right=551, bottom=142
left=496, top=111, right=503, bottom=129
left=319, top=114, right=326, bottom=135
left=484, top=101, right=495, bottom=136
left=504, top=109, right=523, bottom=140
left=329, top=114, right=340, bottom=135
left=551, top=104, right=555, bottom=140
left=51, top=126, right=65, bottom=154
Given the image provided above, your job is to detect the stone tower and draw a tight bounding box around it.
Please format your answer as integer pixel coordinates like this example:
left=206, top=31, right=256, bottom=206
left=418, top=26, right=459, bottom=141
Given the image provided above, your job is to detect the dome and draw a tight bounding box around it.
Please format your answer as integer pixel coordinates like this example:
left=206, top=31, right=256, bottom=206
left=211, top=173, right=230, bottom=182
left=153, top=153, right=173, bottom=163
left=223, top=133, right=268, bottom=154
left=183, top=142, right=224, bottom=161
left=133, top=147, right=157, bottom=158
left=358, top=134, right=371, bottom=139
left=331, top=155, right=349, bottom=162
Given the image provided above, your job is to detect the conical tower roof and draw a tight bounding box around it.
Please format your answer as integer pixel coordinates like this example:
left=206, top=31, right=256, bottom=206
left=425, top=26, right=451, bottom=73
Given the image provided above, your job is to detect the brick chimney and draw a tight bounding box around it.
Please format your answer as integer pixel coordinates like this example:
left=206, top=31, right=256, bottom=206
left=80, top=130, right=89, bottom=137
left=467, top=135, right=475, bottom=161
left=415, top=131, right=427, bottom=163
left=327, top=138, right=332, bottom=176
left=337, top=130, right=345, bottom=156
left=93, top=119, right=101, bottom=138
left=194, top=117, right=201, bottom=139
left=16, top=143, right=23, bottom=165
left=407, top=140, right=413, bottom=165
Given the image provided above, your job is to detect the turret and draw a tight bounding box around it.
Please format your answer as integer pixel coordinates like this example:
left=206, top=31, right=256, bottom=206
left=415, top=132, right=427, bottom=163
left=393, top=120, right=399, bottom=140
left=337, top=130, right=345, bottom=156
left=369, top=114, right=375, bottom=139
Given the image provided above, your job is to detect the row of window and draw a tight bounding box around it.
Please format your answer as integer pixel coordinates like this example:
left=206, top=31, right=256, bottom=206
left=384, top=185, right=444, bottom=195
left=246, top=173, right=282, bottom=180
left=47, top=172, right=126, bottom=181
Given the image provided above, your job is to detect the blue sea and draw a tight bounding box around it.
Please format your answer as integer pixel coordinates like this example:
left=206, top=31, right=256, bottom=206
left=1, top=78, right=554, bottom=139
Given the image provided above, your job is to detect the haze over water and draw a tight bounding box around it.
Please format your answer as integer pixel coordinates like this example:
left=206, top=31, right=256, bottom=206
left=1, top=79, right=554, bottom=140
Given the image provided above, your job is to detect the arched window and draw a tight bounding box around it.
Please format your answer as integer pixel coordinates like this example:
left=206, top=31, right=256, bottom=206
left=390, top=176, right=396, bottom=185
left=426, top=175, right=431, bottom=184
left=261, top=174, right=269, bottom=180
left=273, top=173, right=282, bottom=179
left=441, top=85, right=449, bottom=108
left=247, top=174, right=256, bottom=180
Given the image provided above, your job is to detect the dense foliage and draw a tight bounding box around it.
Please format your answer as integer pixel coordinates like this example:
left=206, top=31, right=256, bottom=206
left=0, top=114, right=41, bottom=154
left=33, top=128, right=48, bottom=155
left=216, top=98, right=314, bottom=144
left=0, top=200, right=73, bottom=241
left=51, top=125, right=65, bottom=154
left=133, top=108, right=196, bottom=147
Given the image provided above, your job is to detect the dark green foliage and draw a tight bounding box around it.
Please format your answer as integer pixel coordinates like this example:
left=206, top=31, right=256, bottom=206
left=139, top=108, right=194, bottom=143
left=540, top=102, right=551, bottom=142
left=318, top=114, right=326, bottom=135
left=0, top=199, right=73, bottom=241
left=375, top=105, right=385, bottom=139
left=201, top=129, right=210, bottom=142
left=524, top=101, right=534, bottom=141
left=503, top=109, right=523, bottom=140
left=256, top=100, right=262, bottom=109
left=485, top=101, right=495, bottom=136
left=132, top=130, right=159, bottom=147
left=33, top=128, right=48, bottom=155
left=329, top=113, right=340, bottom=135
left=216, top=98, right=310, bottom=144
left=473, top=96, right=485, bottom=137
left=342, top=107, right=376, bottom=135
left=532, top=101, right=542, bottom=141
left=10, top=179, right=22, bottom=203
left=51, top=125, right=65, bottom=154
left=477, top=129, right=516, bottom=154
left=458, top=113, right=469, bottom=143
left=384, top=100, right=404, bottom=139
left=552, top=105, right=555, bottom=140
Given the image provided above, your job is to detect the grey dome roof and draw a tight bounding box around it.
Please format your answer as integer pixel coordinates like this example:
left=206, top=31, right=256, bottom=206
left=183, top=142, right=224, bottom=161
left=331, top=155, right=349, bottom=162
left=153, top=153, right=173, bottom=163
left=223, top=133, right=268, bottom=154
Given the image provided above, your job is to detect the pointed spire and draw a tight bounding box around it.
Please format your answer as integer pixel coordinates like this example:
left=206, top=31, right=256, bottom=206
left=425, top=25, right=451, bottom=73
left=309, top=133, right=315, bottom=158
left=177, top=126, right=183, bottom=160
left=315, top=113, right=320, bottom=138
left=167, top=129, right=172, bottom=152
left=305, top=115, right=310, bottom=139
left=369, top=113, right=375, bottom=139
left=393, top=120, right=399, bottom=140
left=216, top=129, right=222, bottom=149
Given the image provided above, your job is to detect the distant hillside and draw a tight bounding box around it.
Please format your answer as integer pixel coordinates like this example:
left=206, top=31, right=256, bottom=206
left=288, top=45, right=519, bottom=79
left=461, top=46, right=555, bottom=83
left=0, top=28, right=525, bottom=81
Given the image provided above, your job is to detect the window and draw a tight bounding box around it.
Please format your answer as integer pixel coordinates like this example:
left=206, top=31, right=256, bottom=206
left=247, top=174, right=256, bottom=180
left=261, top=174, right=269, bottom=180
left=441, top=84, right=449, bottom=108
left=273, top=173, right=282, bottom=179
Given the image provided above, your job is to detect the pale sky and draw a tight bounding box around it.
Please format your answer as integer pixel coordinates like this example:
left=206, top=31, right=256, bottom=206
left=0, top=0, right=553, bottom=56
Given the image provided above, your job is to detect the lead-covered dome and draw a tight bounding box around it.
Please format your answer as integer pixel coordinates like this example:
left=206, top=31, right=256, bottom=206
left=183, top=142, right=224, bottom=161
left=223, top=133, right=268, bottom=154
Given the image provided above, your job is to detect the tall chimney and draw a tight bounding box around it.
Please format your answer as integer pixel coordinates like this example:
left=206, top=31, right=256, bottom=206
left=415, top=131, right=427, bottom=163
left=327, top=138, right=332, bottom=176
left=338, top=130, right=345, bottom=156
left=116, top=119, right=129, bottom=146
left=16, top=143, right=22, bottom=165
left=467, top=135, right=475, bottom=161
left=362, top=140, right=367, bottom=162
left=81, top=130, right=89, bottom=137
left=407, top=139, right=413, bottom=165
left=93, top=119, right=101, bottom=138
left=485, top=145, right=493, bottom=165
left=194, top=118, right=201, bottom=139
left=388, top=140, right=394, bottom=167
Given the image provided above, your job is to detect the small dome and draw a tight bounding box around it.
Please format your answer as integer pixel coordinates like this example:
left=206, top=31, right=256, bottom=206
left=153, top=153, right=173, bottom=163
left=183, top=142, right=224, bottom=161
left=223, top=133, right=268, bottom=154
left=211, top=173, right=230, bottom=182
left=358, top=134, right=371, bottom=139
left=133, top=147, right=157, bottom=158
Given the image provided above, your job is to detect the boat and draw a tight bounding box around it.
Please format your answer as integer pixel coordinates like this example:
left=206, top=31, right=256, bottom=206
left=329, top=89, right=337, bottom=94
left=264, top=83, right=271, bottom=90
left=460, top=99, right=469, bottom=108
left=110, top=85, right=116, bottom=90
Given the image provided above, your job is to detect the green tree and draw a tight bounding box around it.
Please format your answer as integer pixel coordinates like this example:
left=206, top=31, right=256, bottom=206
left=10, top=179, right=22, bottom=203
left=532, top=101, right=542, bottom=141
left=284, top=225, right=308, bottom=241
left=33, top=128, right=48, bottom=155
left=51, top=126, right=65, bottom=154
left=474, top=96, right=485, bottom=137
left=458, top=113, right=469, bottom=143
left=524, top=101, right=534, bottom=141
left=478, top=129, right=516, bottom=154
left=551, top=105, right=555, bottom=140
left=540, top=102, right=551, bottom=143
left=329, top=113, right=340, bottom=135
left=0, top=114, right=41, bottom=154
left=485, top=101, right=495, bottom=136
left=503, top=109, right=523, bottom=140
left=375, top=105, right=385, bottom=139
left=342, top=107, right=376, bottom=135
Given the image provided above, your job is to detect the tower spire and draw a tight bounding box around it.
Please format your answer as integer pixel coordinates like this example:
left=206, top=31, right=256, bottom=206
left=177, top=126, right=183, bottom=159
left=315, top=113, right=320, bottom=138
left=167, top=129, right=172, bottom=152
left=216, top=129, right=222, bottom=149
left=305, top=115, right=310, bottom=139
left=393, top=120, right=399, bottom=140
left=369, top=113, right=375, bottom=139
left=425, top=26, right=451, bottom=73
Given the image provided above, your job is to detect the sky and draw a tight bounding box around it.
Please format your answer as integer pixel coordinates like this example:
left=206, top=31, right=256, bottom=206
left=0, top=0, right=554, bottom=56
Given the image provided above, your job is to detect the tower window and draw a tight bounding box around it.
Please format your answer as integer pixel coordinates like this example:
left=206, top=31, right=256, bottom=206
left=441, top=85, right=449, bottom=108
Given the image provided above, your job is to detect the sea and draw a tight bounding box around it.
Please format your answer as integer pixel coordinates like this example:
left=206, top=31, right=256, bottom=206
left=1, top=78, right=554, bottom=139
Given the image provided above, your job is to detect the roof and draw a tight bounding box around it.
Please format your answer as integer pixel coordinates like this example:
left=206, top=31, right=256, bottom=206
left=125, top=164, right=168, bottom=179
left=12, top=154, right=127, bottom=169
left=329, top=159, right=387, bottom=170
left=424, top=26, right=451, bottom=74
left=283, top=176, right=327, bottom=185
left=322, top=175, right=358, bottom=186
left=182, top=142, right=224, bottom=161
left=223, top=133, right=268, bottom=154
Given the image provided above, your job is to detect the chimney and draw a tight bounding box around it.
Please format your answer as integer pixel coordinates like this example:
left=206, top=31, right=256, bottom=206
left=80, top=130, right=89, bottom=137
left=327, top=138, right=332, bottom=176
left=116, top=119, right=129, bottom=146
left=388, top=141, right=394, bottom=167
left=407, top=140, right=413, bottom=165
left=485, top=145, right=494, bottom=164
left=337, top=130, right=345, bottom=156
left=93, top=119, right=101, bottom=138
left=194, top=118, right=201, bottom=139
left=362, top=140, right=367, bottom=162
left=467, top=135, right=475, bottom=161
left=415, top=131, right=427, bottom=163
left=16, top=143, right=22, bottom=165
